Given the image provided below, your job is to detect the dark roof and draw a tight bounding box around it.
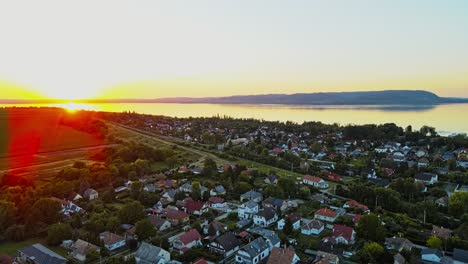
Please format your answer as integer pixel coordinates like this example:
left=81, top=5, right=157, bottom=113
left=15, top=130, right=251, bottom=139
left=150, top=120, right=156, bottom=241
left=216, top=233, right=242, bottom=251
left=19, top=243, right=67, bottom=264
left=240, top=237, right=269, bottom=258
left=256, top=208, right=277, bottom=221
left=415, top=172, right=437, bottom=181
left=454, top=248, right=468, bottom=263
left=368, top=178, right=390, bottom=187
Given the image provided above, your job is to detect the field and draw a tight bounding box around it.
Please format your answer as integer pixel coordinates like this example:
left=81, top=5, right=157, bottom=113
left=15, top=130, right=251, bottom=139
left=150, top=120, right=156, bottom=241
left=0, top=108, right=109, bottom=175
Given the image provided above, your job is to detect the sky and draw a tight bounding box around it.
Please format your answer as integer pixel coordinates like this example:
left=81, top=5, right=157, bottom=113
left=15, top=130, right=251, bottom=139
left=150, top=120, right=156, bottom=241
left=0, top=0, right=468, bottom=100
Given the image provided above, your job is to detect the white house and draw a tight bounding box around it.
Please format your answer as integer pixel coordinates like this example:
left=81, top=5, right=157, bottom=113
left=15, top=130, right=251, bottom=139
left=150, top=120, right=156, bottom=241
left=253, top=208, right=278, bottom=227
left=415, top=173, right=438, bottom=185
left=277, top=215, right=301, bottom=230
left=301, top=219, right=325, bottom=236
left=314, top=208, right=339, bottom=223
left=135, top=242, right=170, bottom=264
left=238, top=201, right=259, bottom=219
left=209, top=197, right=227, bottom=209
left=99, top=232, right=126, bottom=251
left=83, top=188, right=99, bottom=200
left=235, top=237, right=270, bottom=264
left=303, top=175, right=329, bottom=189
left=172, top=229, right=202, bottom=254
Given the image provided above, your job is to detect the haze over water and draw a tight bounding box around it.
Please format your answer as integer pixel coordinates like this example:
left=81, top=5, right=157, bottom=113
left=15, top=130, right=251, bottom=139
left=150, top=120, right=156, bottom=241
left=2, top=103, right=467, bottom=136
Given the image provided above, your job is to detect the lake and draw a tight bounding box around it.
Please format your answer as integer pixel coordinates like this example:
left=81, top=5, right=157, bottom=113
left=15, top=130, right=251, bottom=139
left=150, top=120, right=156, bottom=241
left=1, top=103, right=467, bottom=136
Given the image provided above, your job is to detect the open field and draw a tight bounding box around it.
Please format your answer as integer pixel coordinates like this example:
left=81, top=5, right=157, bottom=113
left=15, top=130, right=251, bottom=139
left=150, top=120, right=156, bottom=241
left=0, top=108, right=111, bottom=177
left=0, top=238, right=68, bottom=258
left=0, top=108, right=104, bottom=157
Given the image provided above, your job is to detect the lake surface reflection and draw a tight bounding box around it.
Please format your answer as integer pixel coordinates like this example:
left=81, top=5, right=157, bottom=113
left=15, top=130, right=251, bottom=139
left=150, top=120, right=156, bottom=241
left=1, top=103, right=467, bottom=135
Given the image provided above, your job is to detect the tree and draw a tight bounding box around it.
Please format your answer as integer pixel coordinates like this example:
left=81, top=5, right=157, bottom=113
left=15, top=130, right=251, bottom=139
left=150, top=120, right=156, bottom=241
left=135, top=219, right=156, bottom=241
left=449, top=191, right=468, bottom=218
left=28, top=198, right=61, bottom=225
left=101, top=188, right=116, bottom=203
left=87, top=248, right=100, bottom=263
left=264, top=185, right=284, bottom=198
left=427, top=235, right=443, bottom=249
left=356, top=214, right=386, bottom=242
left=283, top=217, right=293, bottom=235
left=46, top=223, right=72, bottom=246
left=278, top=178, right=296, bottom=198
left=191, top=181, right=202, bottom=200
left=358, top=242, right=384, bottom=263
left=0, top=200, right=16, bottom=233
left=118, top=201, right=145, bottom=224
left=202, top=158, right=217, bottom=177
left=5, top=225, right=26, bottom=241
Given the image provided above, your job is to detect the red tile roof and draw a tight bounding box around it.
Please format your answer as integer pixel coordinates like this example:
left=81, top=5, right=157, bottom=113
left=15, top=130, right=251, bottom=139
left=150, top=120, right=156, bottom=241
left=209, top=197, right=225, bottom=204
left=267, top=247, right=296, bottom=264
left=345, top=200, right=369, bottom=212
left=163, top=208, right=189, bottom=220
left=304, top=175, right=323, bottom=183
left=184, top=200, right=206, bottom=212
left=194, top=259, right=208, bottom=264
left=333, top=224, right=354, bottom=242
left=178, top=229, right=201, bottom=245
left=315, top=208, right=337, bottom=218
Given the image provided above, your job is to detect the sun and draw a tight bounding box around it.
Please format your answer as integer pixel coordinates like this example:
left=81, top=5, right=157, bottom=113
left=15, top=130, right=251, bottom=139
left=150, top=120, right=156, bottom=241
left=53, top=102, right=97, bottom=113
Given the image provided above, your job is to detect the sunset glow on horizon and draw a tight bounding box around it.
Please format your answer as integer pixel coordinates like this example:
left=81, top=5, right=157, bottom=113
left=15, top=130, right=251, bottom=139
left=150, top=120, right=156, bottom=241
left=1, top=0, right=468, bottom=100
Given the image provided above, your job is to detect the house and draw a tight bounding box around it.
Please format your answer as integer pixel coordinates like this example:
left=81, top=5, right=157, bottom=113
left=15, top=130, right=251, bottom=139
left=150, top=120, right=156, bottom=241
left=180, top=183, right=194, bottom=193
left=277, top=215, right=301, bottom=230
left=435, top=196, right=449, bottom=207
left=314, top=251, right=339, bottom=264
left=418, top=158, right=430, bottom=168
left=264, top=175, right=279, bottom=185
left=343, top=200, right=369, bottom=213
left=253, top=208, right=278, bottom=227
left=161, top=189, right=178, bottom=203
left=432, top=226, right=452, bottom=240
left=17, top=243, right=68, bottom=264
left=238, top=201, right=259, bottom=219
left=311, top=194, right=330, bottom=204
left=134, top=242, right=171, bottom=264
left=183, top=200, right=209, bottom=216
left=209, top=197, right=227, bottom=209
left=453, top=248, right=468, bottom=264
left=248, top=227, right=281, bottom=250
left=421, top=249, right=443, bottom=263
left=144, top=184, right=158, bottom=193
left=99, top=232, right=126, bottom=251
left=208, top=233, right=242, bottom=257
left=204, top=221, right=228, bottom=236
left=266, top=247, right=300, bottom=264
left=235, top=237, right=270, bottom=264
left=210, top=185, right=226, bottom=196
left=301, top=219, right=325, bottom=236
left=394, top=253, right=406, bottom=264
left=148, top=215, right=172, bottom=231
left=314, top=208, right=339, bottom=223
left=240, top=190, right=263, bottom=203
left=61, top=200, right=84, bottom=217
left=68, top=192, right=82, bottom=202
left=332, top=224, right=356, bottom=245
left=385, top=237, right=414, bottom=252
left=362, top=168, right=377, bottom=178
left=415, top=173, right=438, bottom=185
left=172, top=229, right=202, bottom=254
left=327, top=173, right=343, bottom=182
left=71, top=239, right=100, bottom=262
left=162, top=208, right=190, bottom=226
left=156, top=180, right=178, bottom=189
left=263, top=197, right=288, bottom=212
left=303, top=175, right=329, bottom=189
left=83, top=188, right=99, bottom=200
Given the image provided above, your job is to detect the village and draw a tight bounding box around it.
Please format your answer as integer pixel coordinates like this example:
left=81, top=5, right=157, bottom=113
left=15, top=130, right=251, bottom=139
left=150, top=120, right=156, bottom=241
left=1, top=112, right=468, bottom=264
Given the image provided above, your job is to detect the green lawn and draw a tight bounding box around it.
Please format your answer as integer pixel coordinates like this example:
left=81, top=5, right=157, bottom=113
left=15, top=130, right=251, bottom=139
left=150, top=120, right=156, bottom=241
left=0, top=238, right=42, bottom=256
left=0, top=238, right=70, bottom=258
